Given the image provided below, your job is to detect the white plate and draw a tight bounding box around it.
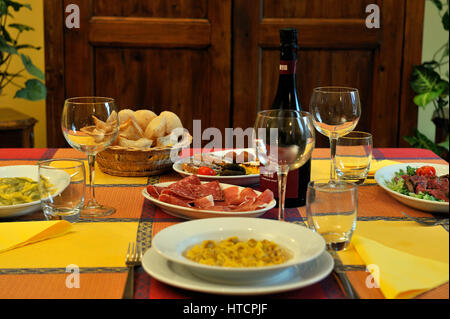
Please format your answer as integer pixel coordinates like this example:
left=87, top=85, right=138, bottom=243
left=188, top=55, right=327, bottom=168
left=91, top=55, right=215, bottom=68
left=142, top=182, right=276, bottom=219
left=151, top=217, right=326, bottom=284
left=0, top=165, right=70, bottom=218
left=375, top=163, right=449, bottom=213
left=142, top=247, right=333, bottom=296
left=173, top=148, right=259, bottom=186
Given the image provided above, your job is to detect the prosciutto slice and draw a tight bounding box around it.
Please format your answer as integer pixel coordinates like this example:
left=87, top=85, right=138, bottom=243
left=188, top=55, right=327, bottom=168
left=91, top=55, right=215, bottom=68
left=146, top=175, right=274, bottom=212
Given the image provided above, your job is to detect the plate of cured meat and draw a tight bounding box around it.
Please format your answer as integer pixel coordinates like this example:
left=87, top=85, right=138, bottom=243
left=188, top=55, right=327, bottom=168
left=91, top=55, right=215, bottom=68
left=142, top=175, right=276, bottom=219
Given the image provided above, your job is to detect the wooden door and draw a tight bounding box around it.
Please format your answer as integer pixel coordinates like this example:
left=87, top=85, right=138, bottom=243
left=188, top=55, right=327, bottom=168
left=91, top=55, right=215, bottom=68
left=45, top=0, right=231, bottom=147
left=45, top=0, right=423, bottom=148
left=233, top=0, right=424, bottom=148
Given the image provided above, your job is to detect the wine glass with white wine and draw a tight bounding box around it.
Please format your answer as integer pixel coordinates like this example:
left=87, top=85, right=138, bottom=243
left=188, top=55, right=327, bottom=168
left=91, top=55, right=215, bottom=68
left=309, top=87, right=361, bottom=183
left=62, top=97, right=120, bottom=217
left=254, top=110, right=315, bottom=221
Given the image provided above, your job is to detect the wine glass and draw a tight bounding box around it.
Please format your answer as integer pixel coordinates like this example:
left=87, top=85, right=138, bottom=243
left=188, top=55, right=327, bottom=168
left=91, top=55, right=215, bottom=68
left=309, top=87, right=361, bottom=182
left=254, top=110, right=315, bottom=221
left=62, top=97, right=119, bottom=217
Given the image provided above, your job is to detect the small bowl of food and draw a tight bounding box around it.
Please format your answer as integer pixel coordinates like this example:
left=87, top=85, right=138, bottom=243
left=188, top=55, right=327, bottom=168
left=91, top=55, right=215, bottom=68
left=0, top=165, right=70, bottom=218
left=151, top=217, right=326, bottom=284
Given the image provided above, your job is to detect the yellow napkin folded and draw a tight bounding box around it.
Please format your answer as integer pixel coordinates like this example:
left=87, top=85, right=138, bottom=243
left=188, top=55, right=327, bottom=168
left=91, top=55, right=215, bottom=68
left=368, top=160, right=401, bottom=176
left=0, top=222, right=139, bottom=268
left=312, top=159, right=400, bottom=183
left=349, top=221, right=449, bottom=299
left=0, top=220, right=72, bottom=254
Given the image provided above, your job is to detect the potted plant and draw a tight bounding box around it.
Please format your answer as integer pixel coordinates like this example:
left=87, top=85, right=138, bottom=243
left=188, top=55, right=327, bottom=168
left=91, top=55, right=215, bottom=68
left=0, top=0, right=46, bottom=100
left=405, top=0, right=449, bottom=160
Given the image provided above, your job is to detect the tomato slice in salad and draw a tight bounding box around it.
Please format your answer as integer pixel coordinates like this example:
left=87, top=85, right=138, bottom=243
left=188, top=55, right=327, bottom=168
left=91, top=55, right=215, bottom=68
left=416, top=166, right=436, bottom=177
left=198, top=166, right=216, bottom=176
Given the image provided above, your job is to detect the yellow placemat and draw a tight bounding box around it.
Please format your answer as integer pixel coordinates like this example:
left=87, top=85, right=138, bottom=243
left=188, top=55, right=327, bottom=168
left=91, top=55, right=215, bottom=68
left=0, top=220, right=72, bottom=253
left=0, top=222, right=139, bottom=268
left=85, top=161, right=148, bottom=185
left=312, top=159, right=400, bottom=184
left=338, top=220, right=449, bottom=299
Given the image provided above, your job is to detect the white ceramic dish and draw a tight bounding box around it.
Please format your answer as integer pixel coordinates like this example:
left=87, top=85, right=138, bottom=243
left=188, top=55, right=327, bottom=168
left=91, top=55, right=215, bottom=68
left=151, top=217, right=326, bottom=284
left=142, top=182, right=276, bottom=219
left=142, top=247, right=333, bottom=296
left=0, top=165, right=70, bottom=218
left=173, top=148, right=259, bottom=186
left=375, top=163, right=449, bottom=213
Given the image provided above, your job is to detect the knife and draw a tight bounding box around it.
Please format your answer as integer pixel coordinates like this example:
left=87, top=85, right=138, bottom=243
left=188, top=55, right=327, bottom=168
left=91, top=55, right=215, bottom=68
left=330, top=251, right=360, bottom=299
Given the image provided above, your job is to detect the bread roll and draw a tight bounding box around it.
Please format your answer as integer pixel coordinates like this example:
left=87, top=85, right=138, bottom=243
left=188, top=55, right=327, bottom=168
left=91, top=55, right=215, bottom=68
left=144, top=114, right=167, bottom=139
left=160, top=111, right=183, bottom=135
left=118, top=137, right=153, bottom=149
left=119, top=118, right=144, bottom=140
left=118, top=109, right=136, bottom=124
left=135, top=110, right=157, bottom=131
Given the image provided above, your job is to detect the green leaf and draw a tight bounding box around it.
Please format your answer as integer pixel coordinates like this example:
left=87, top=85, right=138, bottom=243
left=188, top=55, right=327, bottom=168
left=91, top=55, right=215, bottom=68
left=0, top=37, right=17, bottom=54
left=4, top=1, right=31, bottom=12
left=403, top=129, right=447, bottom=157
left=14, top=79, right=46, bottom=101
left=19, top=54, right=44, bottom=80
left=410, top=65, right=448, bottom=106
left=430, top=0, right=443, bottom=11
left=442, top=10, right=449, bottom=31
left=413, top=91, right=441, bottom=107
left=438, top=136, right=449, bottom=151
left=8, top=23, right=34, bottom=32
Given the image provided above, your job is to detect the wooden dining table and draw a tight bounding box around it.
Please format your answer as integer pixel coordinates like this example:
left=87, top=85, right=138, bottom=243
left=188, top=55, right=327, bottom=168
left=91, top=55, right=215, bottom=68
left=0, top=147, right=448, bottom=300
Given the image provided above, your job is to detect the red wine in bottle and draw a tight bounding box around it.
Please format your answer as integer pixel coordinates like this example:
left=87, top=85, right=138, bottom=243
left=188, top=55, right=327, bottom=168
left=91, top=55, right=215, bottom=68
left=259, top=28, right=311, bottom=208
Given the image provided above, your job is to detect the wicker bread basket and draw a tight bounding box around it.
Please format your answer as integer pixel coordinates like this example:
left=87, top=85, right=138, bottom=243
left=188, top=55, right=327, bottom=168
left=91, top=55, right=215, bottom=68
left=97, top=132, right=192, bottom=177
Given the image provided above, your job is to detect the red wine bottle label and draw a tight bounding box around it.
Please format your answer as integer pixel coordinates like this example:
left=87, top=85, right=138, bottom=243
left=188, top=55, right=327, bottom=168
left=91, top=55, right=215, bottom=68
left=259, top=166, right=299, bottom=198
left=279, top=60, right=297, bottom=75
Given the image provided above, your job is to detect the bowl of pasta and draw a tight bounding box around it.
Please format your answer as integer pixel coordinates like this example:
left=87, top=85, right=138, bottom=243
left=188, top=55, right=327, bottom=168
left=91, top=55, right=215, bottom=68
left=151, top=217, right=327, bottom=284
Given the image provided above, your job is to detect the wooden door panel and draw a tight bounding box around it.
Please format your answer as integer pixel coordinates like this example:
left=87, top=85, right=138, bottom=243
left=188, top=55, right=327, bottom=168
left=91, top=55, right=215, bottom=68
left=233, top=0, right=407, bottom=148
left=94, top=0, right=208, bottom=18
left=263, top=0, right=376, bottom=19
left=45, top=0, right=423, bottom=148
left=47, top=0, right=231, bottom=147
left=95, top=48, right=211, bottom=134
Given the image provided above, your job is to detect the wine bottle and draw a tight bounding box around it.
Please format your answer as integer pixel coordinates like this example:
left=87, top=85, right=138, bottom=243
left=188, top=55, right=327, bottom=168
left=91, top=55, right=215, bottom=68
left=259, top=28, right=311, bottom=207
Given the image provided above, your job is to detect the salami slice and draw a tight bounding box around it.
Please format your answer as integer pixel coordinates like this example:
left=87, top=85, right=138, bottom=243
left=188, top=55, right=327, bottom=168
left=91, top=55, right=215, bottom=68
left=158, top=193, right=192, bottom=208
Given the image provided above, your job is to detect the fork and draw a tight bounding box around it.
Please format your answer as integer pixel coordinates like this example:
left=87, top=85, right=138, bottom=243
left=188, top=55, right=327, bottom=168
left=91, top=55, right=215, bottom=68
left=401, top=212, right=449, bottom=226
left=122, top=242, right=142, bottom=299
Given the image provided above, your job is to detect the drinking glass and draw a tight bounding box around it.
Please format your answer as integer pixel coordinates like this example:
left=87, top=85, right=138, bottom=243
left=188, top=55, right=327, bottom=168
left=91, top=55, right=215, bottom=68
left=306, top=179, right=358, bottom=251
left=335, top=131, right=373, bottom=184
left=254, top=110, right=315, bottom=221
left=62, top=97, right=119, bottom=217
left=309, top=87, right=361, bottom=182
left=38, top=159, right=86, bottom=223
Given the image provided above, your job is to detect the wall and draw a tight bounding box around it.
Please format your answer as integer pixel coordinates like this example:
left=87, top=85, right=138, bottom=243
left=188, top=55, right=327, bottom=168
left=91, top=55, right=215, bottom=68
left=418, top=0, right=449, bottom=141
left=0, top=0, right=46, bottom=148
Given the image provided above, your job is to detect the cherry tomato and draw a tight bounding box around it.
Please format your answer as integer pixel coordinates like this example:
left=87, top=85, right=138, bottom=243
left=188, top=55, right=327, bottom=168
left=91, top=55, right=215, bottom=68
left=198, top=166, right=216, bottom=176
left=416, top=166, right=436, bottom=177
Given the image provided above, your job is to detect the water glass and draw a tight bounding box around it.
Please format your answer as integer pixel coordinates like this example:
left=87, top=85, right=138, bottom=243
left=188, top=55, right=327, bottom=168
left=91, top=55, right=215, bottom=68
left=306, top=180, right=358, bottom=251
left=38, top=159, right=86, bottom=223
left=335, top=131, right=373, bottom=184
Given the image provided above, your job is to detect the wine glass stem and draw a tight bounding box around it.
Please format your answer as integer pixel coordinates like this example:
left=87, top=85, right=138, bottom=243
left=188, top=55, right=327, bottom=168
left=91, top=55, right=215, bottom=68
left=329, top=136, right=337, bottom=182
left=86, top=153, right=98, bottom=206
left=277, top=165, right=289, bottom=221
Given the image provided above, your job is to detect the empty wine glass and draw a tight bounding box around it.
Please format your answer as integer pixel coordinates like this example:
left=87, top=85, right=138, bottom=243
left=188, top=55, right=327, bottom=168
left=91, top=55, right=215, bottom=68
left=254, top=110, right=315, bottom=221
left=62, top=97, right=119, bottom=217
left=309, top=87, right=361, bottom=182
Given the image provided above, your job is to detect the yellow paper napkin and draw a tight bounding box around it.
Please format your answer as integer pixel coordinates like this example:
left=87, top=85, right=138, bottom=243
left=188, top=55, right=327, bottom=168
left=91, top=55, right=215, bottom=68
left=368, top=160, right=401, bottom=176
left=0, top=220, right=72, bottom=254
left=312, top=159, right=400, bottom=184
left=349, top=221, right=449, bottom=299
left=0, top=222, right=139, bottom=268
